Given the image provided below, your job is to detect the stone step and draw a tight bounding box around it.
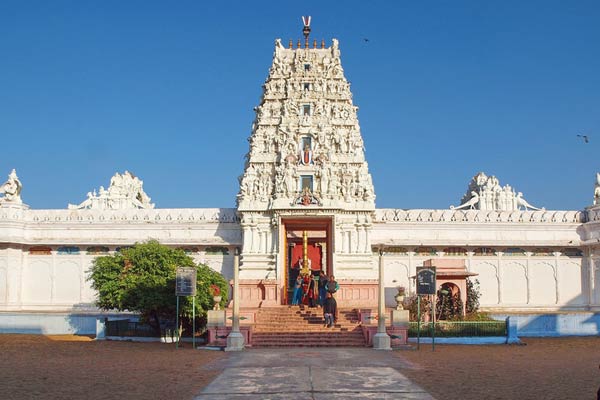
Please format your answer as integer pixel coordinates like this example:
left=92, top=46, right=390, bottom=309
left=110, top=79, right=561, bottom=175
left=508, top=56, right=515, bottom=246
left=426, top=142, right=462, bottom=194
left=252, top=340, right=366, bottom=347
left=253, top=321, right=359, bottom=325
left=251, top=307, right=365, bottom=347
left=253, top=325, right=362, bottom=335
left=253, top=332, right=363, bottom=339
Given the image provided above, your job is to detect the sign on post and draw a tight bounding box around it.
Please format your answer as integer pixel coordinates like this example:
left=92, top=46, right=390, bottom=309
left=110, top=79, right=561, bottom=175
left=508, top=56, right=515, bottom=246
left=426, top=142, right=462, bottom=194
left=416, top=266, right=437, bottom=351
left=176, top=267, right=197, bottom=297
left=416, top=266, right=436, bottom=295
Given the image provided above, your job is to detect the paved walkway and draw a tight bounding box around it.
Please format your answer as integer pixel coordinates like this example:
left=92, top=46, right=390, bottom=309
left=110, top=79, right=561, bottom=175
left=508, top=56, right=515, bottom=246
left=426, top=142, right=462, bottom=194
left=194, top=347, right=435, bottom=399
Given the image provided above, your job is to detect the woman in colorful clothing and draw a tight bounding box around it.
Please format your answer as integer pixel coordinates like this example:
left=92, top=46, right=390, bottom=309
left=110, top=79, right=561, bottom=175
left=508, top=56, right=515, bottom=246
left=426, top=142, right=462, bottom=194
left=292, top=275, right=303, bottom=305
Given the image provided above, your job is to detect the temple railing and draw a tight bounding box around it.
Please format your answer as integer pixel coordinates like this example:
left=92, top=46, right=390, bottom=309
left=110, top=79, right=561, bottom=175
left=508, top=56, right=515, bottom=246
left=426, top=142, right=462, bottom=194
left=375, top=209, right=585, bottom=224
left=0, top=207, right=240, bottom=224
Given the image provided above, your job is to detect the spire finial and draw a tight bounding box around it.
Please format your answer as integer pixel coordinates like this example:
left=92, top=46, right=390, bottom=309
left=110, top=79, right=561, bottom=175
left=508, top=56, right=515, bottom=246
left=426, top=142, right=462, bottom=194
left=302, top=16, right=311, bottom=46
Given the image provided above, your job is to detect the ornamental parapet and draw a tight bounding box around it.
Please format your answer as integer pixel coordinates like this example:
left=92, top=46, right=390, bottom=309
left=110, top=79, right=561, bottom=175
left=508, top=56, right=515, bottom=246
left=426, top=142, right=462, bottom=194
left=0, top=207, right=240, bottom=225
left=374, top=209, right=585, bottom=224
left=586, top=206, right=600, bottom=222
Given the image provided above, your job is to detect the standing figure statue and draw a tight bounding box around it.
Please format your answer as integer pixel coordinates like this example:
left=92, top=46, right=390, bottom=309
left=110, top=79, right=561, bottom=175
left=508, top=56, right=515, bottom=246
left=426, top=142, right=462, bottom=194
left=0, top=169, right=23, bottom=204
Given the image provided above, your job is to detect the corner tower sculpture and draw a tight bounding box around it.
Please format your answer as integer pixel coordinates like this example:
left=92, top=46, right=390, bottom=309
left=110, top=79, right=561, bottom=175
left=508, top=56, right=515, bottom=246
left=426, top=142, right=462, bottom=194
left=236, top=20, right=377, bottom=306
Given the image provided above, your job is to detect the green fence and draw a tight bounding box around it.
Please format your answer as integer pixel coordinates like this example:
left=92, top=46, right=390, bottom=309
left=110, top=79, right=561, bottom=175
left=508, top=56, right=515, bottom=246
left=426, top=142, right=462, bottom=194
left=408, top=320, right=507, bottom=337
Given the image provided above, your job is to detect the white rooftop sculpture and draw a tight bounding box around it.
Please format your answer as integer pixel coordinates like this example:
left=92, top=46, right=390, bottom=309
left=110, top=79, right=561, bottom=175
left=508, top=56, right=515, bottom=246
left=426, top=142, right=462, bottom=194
left=594, top=172, right=600, bottom=206
left=0, top=169, right=23, bottom=205
left=68, top=171, right=155, bottom=210
left=451, top=172, right=544, bottom=211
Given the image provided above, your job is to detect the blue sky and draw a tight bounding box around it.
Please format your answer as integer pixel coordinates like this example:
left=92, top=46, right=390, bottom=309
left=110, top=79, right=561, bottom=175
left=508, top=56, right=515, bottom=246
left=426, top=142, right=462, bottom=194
left=1, top=1, right=598, bottom=210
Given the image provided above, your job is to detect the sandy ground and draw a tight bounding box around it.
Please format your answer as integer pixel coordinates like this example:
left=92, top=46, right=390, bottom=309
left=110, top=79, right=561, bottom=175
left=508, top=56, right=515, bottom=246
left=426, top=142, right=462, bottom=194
left=1, top=335, right=599, bottom=399
left=0, top=335, right=224, bottom=400
left=399, top=337, right=600, bottom=400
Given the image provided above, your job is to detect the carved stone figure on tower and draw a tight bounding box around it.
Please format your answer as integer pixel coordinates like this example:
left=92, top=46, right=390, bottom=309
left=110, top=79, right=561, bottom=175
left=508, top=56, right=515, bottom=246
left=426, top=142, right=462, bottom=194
left=282, top=161, right=298, bottom=197
left=0, top=169, right=23, bottom=204
left=594, top=172, right=600, bottom=206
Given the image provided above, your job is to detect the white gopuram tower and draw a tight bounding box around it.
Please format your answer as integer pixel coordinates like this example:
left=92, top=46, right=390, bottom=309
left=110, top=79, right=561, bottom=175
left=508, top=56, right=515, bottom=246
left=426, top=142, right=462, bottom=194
left=236, top=19, right=377, bottom=307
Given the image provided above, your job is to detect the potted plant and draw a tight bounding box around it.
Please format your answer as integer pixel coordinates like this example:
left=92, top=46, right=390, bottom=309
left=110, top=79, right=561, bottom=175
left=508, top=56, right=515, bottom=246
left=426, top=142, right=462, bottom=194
left=395, top=286, right=406, bottom=310
left=210, top=284, right=222, bottom=310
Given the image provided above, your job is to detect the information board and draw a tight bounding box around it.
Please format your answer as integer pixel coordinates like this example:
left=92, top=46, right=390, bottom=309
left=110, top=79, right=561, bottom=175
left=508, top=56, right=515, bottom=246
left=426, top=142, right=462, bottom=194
left=176, top=267, right=197, bottom=296
left=416, top=266, right=436, bottom=295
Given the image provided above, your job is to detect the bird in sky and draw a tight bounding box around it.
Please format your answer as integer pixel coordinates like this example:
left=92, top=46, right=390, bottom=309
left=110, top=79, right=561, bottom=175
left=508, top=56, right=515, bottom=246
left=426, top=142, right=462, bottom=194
left=363, top=38, right=370, bottom=43
left=577, top=134, right=589, bottom=143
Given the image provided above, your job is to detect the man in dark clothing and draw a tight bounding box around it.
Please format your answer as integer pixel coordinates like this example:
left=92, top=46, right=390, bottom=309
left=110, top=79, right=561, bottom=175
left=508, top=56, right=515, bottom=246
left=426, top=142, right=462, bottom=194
left=323, top=292, right=337, bottom=328
left=318, top=271, right=328, bottom=306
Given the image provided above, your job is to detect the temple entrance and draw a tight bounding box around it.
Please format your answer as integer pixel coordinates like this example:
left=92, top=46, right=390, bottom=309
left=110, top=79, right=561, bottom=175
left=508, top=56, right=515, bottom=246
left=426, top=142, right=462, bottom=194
left=282, top=217, right=332, bottom=305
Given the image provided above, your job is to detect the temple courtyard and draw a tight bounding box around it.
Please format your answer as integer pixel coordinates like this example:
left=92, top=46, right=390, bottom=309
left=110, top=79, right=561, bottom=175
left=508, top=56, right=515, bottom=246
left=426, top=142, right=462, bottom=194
left=1, top=335, right=598, bottom=399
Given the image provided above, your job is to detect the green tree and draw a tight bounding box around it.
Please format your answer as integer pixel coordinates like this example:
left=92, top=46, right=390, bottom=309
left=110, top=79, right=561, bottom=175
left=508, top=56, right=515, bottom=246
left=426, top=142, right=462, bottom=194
left=88, top=240, right=228, bottom=335
left=466, top=278, right=481, bottom=315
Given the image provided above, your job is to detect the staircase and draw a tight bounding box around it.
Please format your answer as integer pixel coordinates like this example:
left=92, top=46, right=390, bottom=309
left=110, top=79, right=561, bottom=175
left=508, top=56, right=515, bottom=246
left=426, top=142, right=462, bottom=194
left=251, top=306, right=365, bottom=347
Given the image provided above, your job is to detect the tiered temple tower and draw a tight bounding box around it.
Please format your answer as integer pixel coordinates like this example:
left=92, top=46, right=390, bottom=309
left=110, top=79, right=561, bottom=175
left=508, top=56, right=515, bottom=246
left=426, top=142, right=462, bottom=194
left=236, top=24, right=377, bottom=306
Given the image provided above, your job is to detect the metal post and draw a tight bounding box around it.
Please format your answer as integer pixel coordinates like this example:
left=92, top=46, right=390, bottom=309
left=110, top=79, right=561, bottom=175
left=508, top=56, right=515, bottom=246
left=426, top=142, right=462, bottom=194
left=417, top=295, right=421, bottom=350
left=431, top=294, right=436, bottom=351
left=192, top=297, right=196, bottom=349
left=226, top=247, right=244, bottom=351
left=372, top=249, right=391, bottom=350
left=175, top=295, right=180, bottom=349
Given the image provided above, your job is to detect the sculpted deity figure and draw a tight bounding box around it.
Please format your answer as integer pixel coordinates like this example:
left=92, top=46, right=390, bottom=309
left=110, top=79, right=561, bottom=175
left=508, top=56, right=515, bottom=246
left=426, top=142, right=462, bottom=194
left=319, top=164, right=331, bottom=195
left=244, top=164, right=258, bottom=198
left=284, top=100, right=299, bottom=117
left=330, top=171, right=340, bottom=197
left=0, top=169, right=23, bottom=204
left=271, top=40, right=290, bottom=77
left=274, top=164, right=285, bottom=197
left=282, top=161, right=298, bottom=197
left=349, top=129, right=364, bottom=155
left=331, top=38, right=341, bottom=57
left=315, top=123, right=330, bottom=152
left=594, top=172, right=600, bottom=206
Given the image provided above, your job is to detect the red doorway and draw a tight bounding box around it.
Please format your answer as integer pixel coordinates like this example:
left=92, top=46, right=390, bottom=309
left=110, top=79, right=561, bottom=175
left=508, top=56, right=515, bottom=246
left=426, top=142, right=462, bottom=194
left=282, top=217, right=332, bottom=305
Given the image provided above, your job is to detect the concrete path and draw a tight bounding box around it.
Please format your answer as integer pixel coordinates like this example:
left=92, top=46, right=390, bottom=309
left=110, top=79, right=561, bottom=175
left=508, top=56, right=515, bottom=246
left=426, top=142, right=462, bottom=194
left=194, top=348, right=435, bottom=399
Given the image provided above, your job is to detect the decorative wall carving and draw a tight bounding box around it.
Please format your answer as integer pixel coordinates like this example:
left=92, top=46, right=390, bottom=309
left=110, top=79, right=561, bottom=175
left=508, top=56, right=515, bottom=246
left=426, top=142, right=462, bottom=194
left=237, top=39, right=375, bottom=210
left=68, top=171, right=154, bottom=210
left=451, top=172, right=544, bottom=211
left=0, top=169, right=23, bottom=204
left=374, top=209, right=584, bottom=224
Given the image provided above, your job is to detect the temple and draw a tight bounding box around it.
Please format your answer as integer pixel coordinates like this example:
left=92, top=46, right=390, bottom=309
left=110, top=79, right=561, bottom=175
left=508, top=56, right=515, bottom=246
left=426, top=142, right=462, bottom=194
left=1, top=23, right=600, bottom=337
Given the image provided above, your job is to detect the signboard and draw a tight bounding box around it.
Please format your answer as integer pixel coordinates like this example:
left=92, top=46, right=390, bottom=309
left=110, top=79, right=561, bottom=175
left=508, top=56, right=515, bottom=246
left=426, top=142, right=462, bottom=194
left=416, top=266, right=436, bottom=295
left=176, top=267, right=197, bottom=296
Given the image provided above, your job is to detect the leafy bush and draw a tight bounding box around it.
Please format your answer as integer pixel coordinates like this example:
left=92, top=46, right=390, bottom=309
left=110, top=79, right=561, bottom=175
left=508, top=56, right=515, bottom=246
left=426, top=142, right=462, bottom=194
left=88, top=240, right=228, bottom=335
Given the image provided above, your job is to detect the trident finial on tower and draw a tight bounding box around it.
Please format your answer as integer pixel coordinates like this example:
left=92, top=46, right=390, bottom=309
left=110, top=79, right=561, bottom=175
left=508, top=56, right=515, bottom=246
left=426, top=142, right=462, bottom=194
left=302, top=16, right=311, bottom=45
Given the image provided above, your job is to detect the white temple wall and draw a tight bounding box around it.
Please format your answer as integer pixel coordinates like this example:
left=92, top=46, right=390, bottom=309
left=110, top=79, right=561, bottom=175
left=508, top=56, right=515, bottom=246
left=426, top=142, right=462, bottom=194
left=1, top=206, right=600, bottom=314
left=378, top=252, right=586, bottom=311
left=0, top=259, right=8, bottom=303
